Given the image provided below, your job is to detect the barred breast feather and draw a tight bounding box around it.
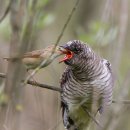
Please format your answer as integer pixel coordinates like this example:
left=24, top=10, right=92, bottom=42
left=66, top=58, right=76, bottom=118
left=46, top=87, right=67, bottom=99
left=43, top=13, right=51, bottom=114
left=60, top=40, right=114, bottom=130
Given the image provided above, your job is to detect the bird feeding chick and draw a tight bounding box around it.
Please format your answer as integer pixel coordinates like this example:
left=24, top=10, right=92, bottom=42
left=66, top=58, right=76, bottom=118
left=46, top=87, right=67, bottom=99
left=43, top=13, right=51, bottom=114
left=59, top=40, right=114, bottom=130
left=4, top=45, right=63, bottom=70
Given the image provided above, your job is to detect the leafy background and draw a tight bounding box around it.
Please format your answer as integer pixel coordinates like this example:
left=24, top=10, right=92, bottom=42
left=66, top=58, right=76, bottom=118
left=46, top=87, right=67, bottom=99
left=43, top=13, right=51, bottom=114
left=0, top=0, right=130, bottom=130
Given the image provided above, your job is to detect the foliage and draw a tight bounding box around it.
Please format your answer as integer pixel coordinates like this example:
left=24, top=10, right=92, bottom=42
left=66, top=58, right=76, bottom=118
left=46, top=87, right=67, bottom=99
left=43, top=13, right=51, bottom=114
left=78, top=21, right=118, bottom=46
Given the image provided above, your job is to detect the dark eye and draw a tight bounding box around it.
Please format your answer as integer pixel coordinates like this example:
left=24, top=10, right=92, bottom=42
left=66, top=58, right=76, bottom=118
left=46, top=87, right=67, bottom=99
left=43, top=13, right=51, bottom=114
left=73, top=46, right=82, bottom=54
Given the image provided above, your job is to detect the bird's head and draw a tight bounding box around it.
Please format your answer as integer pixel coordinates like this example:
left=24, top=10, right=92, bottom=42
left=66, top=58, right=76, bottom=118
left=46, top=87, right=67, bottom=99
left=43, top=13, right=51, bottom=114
left=59, top=40, right=92, bottom=66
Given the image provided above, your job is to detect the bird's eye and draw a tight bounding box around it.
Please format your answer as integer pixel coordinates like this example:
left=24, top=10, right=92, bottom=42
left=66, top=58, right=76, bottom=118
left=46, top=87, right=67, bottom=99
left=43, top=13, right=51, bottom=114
left=67, top=43, right=82, bottom=54
left=73, top=47, right=82, bottom=54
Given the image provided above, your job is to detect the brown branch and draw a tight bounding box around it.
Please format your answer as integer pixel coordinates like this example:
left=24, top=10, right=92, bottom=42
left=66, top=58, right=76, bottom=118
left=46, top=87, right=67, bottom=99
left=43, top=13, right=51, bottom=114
left=0, top=72, right=61, bottom=92
left=0, top=0, right=11, bottom=23
left=112, top=100, right=130, bottom=104
left=26, top=80, right=62, bottom=92
left=1, top=72, right=130, bottom=104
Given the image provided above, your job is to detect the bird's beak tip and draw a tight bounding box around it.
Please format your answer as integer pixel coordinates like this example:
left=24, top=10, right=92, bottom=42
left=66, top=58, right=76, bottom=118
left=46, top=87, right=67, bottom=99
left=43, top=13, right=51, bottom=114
left=57, top=46, right=68, bottom=54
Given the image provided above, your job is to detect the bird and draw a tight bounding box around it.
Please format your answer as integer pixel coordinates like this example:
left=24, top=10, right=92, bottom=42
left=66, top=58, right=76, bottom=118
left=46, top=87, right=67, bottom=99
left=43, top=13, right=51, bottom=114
left=59, top=40, right=114, bottom=130
left=4, top=45, right=62, bottom=70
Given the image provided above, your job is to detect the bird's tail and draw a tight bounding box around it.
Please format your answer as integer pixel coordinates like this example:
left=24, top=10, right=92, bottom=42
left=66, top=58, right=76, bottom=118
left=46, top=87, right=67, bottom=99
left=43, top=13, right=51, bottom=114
left=61, top=102, right=78, bottom=130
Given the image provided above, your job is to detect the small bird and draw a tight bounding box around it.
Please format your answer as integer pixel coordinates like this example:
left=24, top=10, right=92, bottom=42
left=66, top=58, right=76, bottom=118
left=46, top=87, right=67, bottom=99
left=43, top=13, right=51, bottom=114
left=59, top=40, right=114, bottom=130
left=4, top=45, right=62, bottom=70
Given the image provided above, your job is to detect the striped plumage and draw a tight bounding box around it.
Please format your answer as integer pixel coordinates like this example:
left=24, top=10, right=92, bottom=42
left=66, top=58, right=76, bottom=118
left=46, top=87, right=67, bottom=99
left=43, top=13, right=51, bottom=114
left=60, top=40, right=114, bottom=130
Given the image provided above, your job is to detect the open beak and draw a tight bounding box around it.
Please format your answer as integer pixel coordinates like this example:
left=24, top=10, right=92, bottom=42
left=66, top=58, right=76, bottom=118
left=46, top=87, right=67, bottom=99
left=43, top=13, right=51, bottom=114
left=58, top=46, right=73, bottom=63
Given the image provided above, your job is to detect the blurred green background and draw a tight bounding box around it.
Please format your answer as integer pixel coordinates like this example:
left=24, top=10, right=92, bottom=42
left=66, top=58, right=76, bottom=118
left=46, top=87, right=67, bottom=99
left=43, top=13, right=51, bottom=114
left=0, top=0, right=130, bottom=130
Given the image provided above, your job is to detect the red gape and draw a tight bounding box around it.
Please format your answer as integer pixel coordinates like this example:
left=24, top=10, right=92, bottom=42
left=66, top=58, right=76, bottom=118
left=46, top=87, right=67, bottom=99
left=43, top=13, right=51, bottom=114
left=59, top=50, right=73, bottom=63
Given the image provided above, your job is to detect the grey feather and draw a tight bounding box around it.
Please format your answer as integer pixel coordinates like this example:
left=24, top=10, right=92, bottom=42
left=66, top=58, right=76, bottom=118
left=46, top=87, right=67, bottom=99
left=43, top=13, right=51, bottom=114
left=60, top=40, right=114, bottom=130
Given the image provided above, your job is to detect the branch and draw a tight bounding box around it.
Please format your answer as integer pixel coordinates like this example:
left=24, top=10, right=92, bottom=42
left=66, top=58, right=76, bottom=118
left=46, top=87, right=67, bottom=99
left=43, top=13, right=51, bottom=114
left=1, top=72, right=130, bottom=104
left=82, top=107, right=103, bottom=128
left=0, top=0, right=11, bottom=23
left=24, top=0, right=80, bottom=83
left=26, top=80, right=62, bottom=92
left=112, top=100, right=130, bottom=104
left=54, top=0, right=80, bottom=47
left=0, top=72, right=61, bottom=92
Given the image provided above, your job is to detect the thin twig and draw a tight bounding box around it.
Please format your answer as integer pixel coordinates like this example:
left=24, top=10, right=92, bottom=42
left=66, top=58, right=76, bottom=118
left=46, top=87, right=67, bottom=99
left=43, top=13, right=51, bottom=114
left=54, top=0, right=80, bottom=47
left=112, top=100, right=130, bottom=104
left=24, top=0, right=80, bottom=83
left=82, top=107, right=103, bottom=128
left=26, top=80, right=62, bottom=92
left=0, top=0, right=11, bottom=23
left=1, top=72, right=130, bottom=105
left=0, top=72, right=61, bottom=92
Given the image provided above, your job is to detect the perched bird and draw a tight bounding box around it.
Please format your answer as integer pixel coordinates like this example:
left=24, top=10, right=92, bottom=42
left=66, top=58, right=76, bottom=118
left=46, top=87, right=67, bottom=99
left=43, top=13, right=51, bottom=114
left=4, top=45, right=62, bottom=70
left=59, top=40, right=114, bottom=130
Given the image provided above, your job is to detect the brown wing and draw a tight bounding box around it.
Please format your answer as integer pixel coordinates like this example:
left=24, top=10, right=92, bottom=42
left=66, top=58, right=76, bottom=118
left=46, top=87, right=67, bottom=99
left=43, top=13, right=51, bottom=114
left=23, top=45, right=55, bottom=58
left=4, top=45, right=56, bottom=61
left=3, top=50, right=43, bottom=61
left=23, top=49, right=44, bottom=58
